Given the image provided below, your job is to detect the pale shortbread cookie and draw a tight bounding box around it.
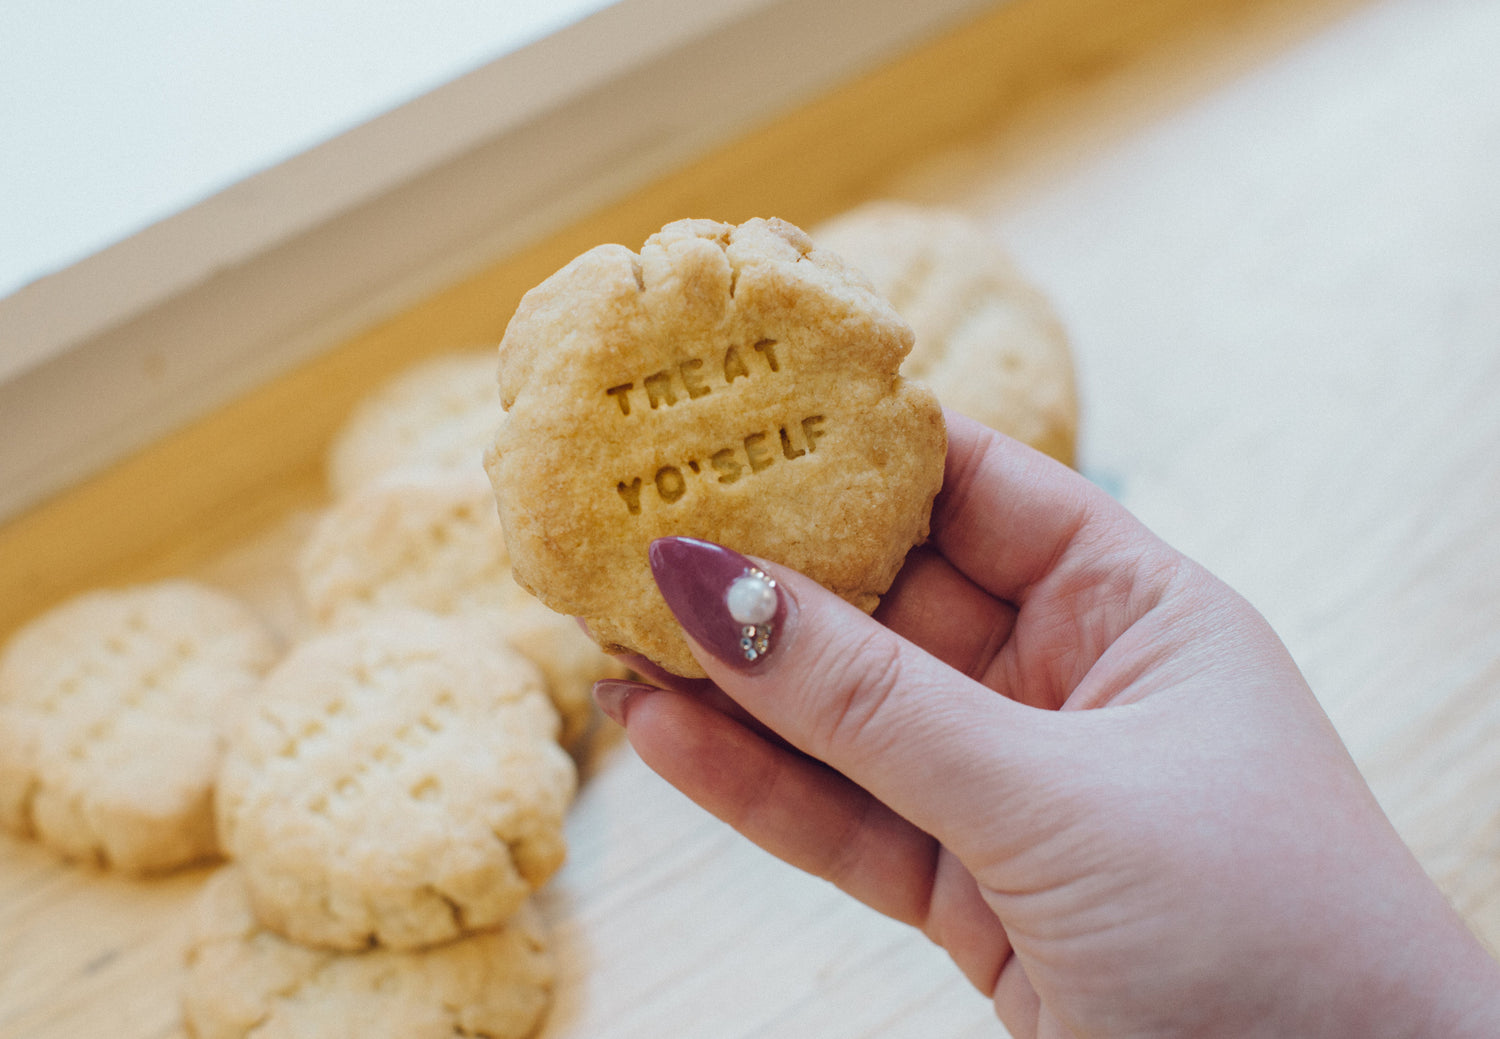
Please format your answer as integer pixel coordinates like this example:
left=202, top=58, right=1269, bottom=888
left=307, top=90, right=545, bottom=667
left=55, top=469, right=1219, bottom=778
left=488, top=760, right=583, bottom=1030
left=487, top=217, right=947, bottom=677
left=813, top=201, right=1079, bottom=465
left=183, top=867, right=554, bottom=1039
left=327, top=351, right=501, bottom=497
left=215, top=611, right=575, bottom=951
left=0, top=581, right=279, bottom=873
left=295, top=471, right=625, bottom=745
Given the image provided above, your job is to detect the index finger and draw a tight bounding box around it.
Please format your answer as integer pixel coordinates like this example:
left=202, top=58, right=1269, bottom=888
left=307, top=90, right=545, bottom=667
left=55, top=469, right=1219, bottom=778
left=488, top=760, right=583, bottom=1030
left=932, top=411, right=1140, bottom=605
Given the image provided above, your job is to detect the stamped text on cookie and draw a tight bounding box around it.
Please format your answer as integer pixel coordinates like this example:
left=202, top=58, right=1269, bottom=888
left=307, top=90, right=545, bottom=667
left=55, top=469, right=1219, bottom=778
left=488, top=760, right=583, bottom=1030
left=616, top=414, right=827, bottom=515
left=602, top=336, right=834, bottom=515
left=604, top=339, right=781, bottom=415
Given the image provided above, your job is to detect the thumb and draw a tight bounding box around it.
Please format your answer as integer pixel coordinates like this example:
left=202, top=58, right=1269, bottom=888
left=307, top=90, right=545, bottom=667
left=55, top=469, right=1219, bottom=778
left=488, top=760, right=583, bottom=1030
left=648, top=536, right=1050, bottom=857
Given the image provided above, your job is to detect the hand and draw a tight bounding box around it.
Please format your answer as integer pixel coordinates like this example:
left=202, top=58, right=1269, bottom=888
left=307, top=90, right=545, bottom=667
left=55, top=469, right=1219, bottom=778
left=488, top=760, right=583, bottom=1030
left=594, top=412, right=1500, bottom=1038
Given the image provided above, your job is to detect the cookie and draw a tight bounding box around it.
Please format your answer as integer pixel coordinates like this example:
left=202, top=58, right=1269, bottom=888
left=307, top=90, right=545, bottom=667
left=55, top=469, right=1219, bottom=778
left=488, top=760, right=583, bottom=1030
left=0, top=581, right=279, bottom=873
left=215, top=611, right=575, bottom=951
left=812, top=201, right=1079, bottom=465
left=182, top=867, right=554, bottom=1039
left=327, top=351, right=501, bottom=497
left=486, top=217, right=947, bottom=677
left=295, top=471, right=625, bottom=744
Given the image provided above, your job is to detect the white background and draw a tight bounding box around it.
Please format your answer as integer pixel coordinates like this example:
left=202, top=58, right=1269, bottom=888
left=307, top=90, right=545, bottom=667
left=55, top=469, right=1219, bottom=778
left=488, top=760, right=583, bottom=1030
left=0, top=0, right=615, bottom=297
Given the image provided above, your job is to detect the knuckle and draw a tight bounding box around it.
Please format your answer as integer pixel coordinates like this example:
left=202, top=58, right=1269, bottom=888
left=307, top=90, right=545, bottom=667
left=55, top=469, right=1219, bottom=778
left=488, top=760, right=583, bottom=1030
left=803, top=627, right=908, bottom=760
left=809, top=793, right=879, bottom=887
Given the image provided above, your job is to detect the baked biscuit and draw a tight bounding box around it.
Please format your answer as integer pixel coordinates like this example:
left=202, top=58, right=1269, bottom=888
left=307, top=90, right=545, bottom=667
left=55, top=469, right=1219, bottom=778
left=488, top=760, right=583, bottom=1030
left=813, top=201, right=1079, bottom=465
left=487, top=217, right=946, bottom=677
left=327, top=350, right=501, bottom=497
left=295, top=471, right=625, bottom=744
left=215, top=611, right=575, bottom=951
left=0, top=581, right=279, bottom=873
left=182, top=867, right=554, bottom=1039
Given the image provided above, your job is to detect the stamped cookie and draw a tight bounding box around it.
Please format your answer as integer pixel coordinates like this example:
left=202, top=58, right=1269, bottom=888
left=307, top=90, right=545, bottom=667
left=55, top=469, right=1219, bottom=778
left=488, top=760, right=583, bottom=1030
left=327, top=350, right=501, bottom=497
left=0, top=581, right=279, bottom=873
left=295, top=470, right=626, bottom=744
left=215, top=611, right=575, bottom=951
left=813, top=201, right=1079, bottom=465
left=486, top=217, right=946, bottom=677
left=183, top=867, right=554, bottom=1039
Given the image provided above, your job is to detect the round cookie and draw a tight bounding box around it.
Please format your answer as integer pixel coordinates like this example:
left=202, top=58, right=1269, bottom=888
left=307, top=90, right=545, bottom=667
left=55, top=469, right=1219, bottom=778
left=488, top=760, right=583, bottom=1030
left=327, top=350, right=501, bottom=497
left=812, top=201, right=1079, bottom=465
left=0, top=581, right=280, bottom=873
left=182, top=867, right=554, bottom=1039
left=295, top=470, right=625, bottom=745
left=215, top=611, right=575, bottom=951
left=486, top=217, right=947, bottom=677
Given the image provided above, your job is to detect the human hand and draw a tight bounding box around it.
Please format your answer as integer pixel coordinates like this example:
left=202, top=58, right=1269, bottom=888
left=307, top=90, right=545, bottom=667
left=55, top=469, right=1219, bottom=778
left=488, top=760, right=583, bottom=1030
left=593, top=412, right=1500, bottom=1039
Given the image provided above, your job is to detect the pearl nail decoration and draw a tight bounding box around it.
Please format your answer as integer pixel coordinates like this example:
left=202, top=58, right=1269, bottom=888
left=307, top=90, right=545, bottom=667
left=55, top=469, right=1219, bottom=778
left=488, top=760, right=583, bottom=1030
left=727, top=568, right=777, bottom=661
left=727, top=571, right=777, bottom=625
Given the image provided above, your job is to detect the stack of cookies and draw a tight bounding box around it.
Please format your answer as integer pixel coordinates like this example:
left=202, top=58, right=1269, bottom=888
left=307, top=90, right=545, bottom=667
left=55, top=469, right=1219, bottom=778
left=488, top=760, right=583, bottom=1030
left=191, top=611, right=569, bottom=1039
left=176, top=348, right=635, bottom=1038
left=305, top=349, right=630, bottom=745
left=0, top=348, right=628, bottom=1038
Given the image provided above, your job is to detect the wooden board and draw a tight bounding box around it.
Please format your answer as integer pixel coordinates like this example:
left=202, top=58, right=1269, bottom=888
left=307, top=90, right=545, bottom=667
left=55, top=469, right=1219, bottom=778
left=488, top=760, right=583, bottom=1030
left=4, top=0, right=1500, bottom=1035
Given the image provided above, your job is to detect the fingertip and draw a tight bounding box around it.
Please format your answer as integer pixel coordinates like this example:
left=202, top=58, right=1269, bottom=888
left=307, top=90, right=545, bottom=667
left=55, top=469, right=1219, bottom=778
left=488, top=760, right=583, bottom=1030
left=932, top=414, right=1110, bottom=604
left=592, top=678, right=660, bottom=726
left=609, top=651, right=721, bottom=698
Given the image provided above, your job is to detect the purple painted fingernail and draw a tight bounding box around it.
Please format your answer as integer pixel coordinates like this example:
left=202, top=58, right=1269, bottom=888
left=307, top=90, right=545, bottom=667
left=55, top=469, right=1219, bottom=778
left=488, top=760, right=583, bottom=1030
left=648, top=538, right=787, bottom=673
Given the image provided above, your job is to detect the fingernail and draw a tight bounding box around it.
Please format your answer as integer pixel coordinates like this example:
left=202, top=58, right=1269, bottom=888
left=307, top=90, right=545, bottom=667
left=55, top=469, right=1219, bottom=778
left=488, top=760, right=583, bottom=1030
left=648, top=537, right=787, bottom=673
left=592, top=679, right=656, bottom=725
